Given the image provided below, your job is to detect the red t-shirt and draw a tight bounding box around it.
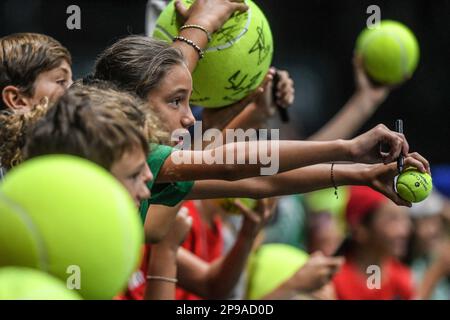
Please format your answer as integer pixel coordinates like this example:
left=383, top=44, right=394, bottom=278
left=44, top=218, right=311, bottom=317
left=176, top=200, right=223, bottom=300
left=116, top=201, right=223, bottom=300
left=332, top=257, right=415, bottom=300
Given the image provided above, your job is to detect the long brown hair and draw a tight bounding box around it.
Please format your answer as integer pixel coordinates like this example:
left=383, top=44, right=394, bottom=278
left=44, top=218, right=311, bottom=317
left=94, top=35, right=185, bottom=99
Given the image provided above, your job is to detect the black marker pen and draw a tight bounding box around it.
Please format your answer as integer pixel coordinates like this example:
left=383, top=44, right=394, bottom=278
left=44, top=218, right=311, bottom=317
left=395, top=119, right=404, bottom=173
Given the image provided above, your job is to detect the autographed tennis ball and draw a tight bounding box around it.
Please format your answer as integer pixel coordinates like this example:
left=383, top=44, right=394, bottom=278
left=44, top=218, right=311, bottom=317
left=216, top=198, right=257, bottom=214
left=356, top=20, right=419, bottom=85
left=0, top=267, right=82, bottom=300
left=153, top=0, right=273, bottom=108
left=396, top=168, right=432, bottom=203
left=0, top=155, right=143, bottom=300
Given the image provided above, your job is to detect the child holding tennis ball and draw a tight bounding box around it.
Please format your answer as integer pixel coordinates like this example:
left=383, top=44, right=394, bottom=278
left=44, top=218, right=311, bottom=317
left=92, top=35, right=430, bottom=219
left=90, top=36, right=430, bottom=300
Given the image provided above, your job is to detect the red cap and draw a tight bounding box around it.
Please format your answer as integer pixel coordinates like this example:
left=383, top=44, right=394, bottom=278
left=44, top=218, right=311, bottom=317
left=346, top=186, right=388, bottom=229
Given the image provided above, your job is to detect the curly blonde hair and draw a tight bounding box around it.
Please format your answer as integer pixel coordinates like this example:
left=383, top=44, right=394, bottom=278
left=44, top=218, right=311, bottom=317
left=25, top=84, right=169, bottom=170
left=0, top=97, right=50, bottom=169
left=72, top=79, right=169, bottom=144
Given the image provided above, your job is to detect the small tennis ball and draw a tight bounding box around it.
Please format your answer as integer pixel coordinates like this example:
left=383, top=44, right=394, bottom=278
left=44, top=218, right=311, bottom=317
left=153, top=0, right=273, bottom=108
left=247, top=244, right=309, bottom=300
left=355, top=20, right=420, bottom=85
left=396, top=168, right=432, bottom=203
left=215, top=198, right=257, bottom=214
left=0, top=155, right=143, bottom=299
left=0, top=267, right=82, bottom=300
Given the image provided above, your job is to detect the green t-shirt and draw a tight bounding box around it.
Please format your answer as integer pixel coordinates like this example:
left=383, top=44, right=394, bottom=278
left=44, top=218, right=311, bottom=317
left=139, top=144, right=194, bottom=222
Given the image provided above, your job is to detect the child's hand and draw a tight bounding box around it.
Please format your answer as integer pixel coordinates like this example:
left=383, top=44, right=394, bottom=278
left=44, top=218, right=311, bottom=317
left=364, top=154, right=431, bottom=207
left=289, top=252, right=344, bottom=293
left=234, top=198, right=277, bottom=237
left=254, top=68, right=295, bottom=118
left=353, top=54, right=390, bottom=107
left=175, top=0, right=248, bottom=34
left=159, top=207, right=193, bottom=250
left=272, top=69, right=295, bottom=108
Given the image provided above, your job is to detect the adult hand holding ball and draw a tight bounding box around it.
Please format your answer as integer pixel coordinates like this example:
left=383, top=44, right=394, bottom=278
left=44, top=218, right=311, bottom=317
left=396, top=167, right=432, bottom=203
left=0, top=155, right=143, bottom=299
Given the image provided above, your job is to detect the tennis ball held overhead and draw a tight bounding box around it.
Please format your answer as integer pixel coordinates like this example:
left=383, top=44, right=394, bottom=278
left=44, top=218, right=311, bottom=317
left=153, top=0, right=273, bottom=108
left=355, top=20, right=420, bottom=85
left=396, top=168, right=432, bottom=203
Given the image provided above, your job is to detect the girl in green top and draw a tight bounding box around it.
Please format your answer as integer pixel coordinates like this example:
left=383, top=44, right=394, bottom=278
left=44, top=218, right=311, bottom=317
left=93, top=35, right=430, bottom=222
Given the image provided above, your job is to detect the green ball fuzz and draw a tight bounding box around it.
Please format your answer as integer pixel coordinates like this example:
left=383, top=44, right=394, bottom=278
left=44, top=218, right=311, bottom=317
left=396, top=168, right=432, bottom=203
left=216, top=198, right=257, bottom=214
left=247, top=244, right=309, bottom=300
left=0, top=267, right=82, bottom=300
left=355, top=20, right=420, bottom=85
left=0, top=155, right=143, bottom=300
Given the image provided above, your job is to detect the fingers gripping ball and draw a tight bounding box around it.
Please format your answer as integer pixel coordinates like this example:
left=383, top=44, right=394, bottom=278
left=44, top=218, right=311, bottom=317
left=153, top=0, right=273, bottom=108
left=396, top=168, right=432, bottom=203
left=0, top=267, right=82, bottom=300
left=355, top=20, right=420, bottom=85
left=0, top=155, right=144, bottom=300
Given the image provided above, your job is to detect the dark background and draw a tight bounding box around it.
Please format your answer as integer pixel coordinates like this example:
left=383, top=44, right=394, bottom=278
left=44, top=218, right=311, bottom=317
left=1, top=0, right=449, bottom=164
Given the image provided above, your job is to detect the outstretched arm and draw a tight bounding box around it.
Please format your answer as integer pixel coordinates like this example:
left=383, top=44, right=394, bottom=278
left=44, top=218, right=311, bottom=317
left=188, top=154, right=430, bottom=207
left=157, top=124, right=422, bottom=183
left=308, top=55, right=390, bottom=141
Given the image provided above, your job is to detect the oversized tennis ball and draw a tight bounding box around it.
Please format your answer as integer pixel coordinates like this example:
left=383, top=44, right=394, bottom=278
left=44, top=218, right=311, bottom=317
left=153, top=0, right=273, bottom=108
left=0, top=267, right=82, bottom=300
left=0, top=155, right=143, bottom=300
left=247, top=244, right=309, bottom=300
left=355, top=20, right=420, bottom=85
left=396, top=168, right=432, bottom=203
left=215, top=198, right=257, bottom=214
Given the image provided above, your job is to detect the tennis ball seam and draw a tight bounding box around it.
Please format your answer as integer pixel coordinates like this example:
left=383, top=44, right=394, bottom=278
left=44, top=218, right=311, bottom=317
left=360, top=29, right=409, bottom=79
left=0, top=192, right=49, bottom=271
left=397, top=181, right=417, bottom=202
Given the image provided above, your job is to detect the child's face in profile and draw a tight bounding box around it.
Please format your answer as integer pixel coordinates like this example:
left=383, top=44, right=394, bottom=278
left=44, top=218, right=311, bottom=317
left=146, top=63, right=195, bottom=142
left=3, top=59, right=73, bottom=113
left=110, top=146, right=153, bottom=208
left=28, top=60, right=73, bottom=109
